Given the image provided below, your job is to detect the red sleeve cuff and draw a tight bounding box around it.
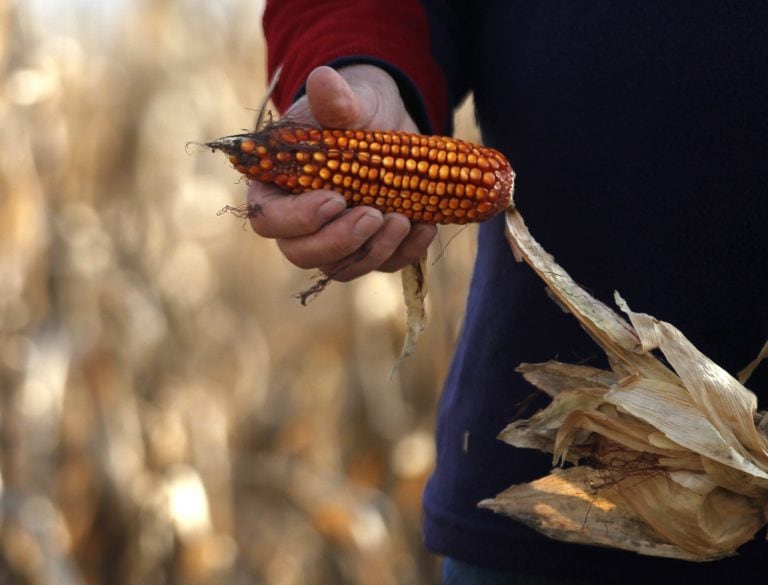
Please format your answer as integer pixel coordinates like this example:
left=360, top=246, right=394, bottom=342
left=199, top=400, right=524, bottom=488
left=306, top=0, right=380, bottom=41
left=263, top=0, right=449, bottom=134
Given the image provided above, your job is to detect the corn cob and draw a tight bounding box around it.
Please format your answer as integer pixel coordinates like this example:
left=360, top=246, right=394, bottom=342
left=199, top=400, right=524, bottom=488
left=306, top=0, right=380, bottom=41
left=207, top=123, right=515, bottom=225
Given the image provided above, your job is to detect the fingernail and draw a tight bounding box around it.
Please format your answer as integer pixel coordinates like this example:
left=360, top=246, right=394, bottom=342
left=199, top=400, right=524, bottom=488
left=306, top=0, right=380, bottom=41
left=353, top=211, right=383, bottom=238
left=318, top=197, right=347, bottom=221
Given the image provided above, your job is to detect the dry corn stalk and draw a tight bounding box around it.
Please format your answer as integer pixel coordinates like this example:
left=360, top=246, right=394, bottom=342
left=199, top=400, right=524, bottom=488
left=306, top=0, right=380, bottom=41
left=479, top=208, right=768, bottom=561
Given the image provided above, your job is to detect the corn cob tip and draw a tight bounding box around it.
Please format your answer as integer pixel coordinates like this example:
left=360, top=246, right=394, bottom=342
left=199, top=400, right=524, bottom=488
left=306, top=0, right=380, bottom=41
left=206, top=135, right=249, bottom=157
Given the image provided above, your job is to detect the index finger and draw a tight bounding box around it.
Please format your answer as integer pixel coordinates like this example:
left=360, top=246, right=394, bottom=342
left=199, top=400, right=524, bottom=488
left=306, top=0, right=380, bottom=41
left=246, top=181, right=348, bottom=239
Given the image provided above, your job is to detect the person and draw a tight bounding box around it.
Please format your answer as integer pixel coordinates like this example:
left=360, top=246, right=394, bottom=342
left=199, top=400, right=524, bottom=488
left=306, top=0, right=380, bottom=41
left=255, top=2, right=768, bottom=583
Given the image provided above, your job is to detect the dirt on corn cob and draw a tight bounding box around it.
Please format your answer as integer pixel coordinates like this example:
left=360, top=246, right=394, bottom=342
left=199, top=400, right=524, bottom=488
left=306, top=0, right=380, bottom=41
left=207, top=121, right=515, bottom=225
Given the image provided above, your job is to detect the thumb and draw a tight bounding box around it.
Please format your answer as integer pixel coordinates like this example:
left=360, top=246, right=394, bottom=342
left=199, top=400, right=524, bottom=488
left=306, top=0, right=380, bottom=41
left=305, top=66, right=363, bottom=128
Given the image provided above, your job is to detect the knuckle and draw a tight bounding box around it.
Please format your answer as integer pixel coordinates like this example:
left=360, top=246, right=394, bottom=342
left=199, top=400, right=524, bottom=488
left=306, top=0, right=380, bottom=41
left=249, top=216, right=272, bottom=238
left=326, top=236, right=359, bottom=261
left=277, top=240, right=315, bottom=270
left=360, top=244, right=391, bottom=270
left=292, top=209, right=321, bottom=234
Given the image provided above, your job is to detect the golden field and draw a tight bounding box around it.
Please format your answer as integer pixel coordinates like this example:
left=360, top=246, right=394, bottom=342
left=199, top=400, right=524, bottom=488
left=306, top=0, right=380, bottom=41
left=0, top=1, right=481, bottom=583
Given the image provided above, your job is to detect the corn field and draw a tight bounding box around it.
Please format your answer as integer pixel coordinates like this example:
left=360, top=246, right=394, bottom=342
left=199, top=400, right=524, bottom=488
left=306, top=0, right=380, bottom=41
left=0, top=1, right=481, bottom=584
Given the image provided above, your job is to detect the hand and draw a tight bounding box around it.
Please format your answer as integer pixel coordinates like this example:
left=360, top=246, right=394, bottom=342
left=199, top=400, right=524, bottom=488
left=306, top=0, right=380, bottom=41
left=246, top=64, right=437, bottom=281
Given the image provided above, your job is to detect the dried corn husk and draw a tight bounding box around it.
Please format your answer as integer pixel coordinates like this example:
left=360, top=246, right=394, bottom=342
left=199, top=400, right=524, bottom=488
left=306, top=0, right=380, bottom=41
left=391, top=258, right=428, bottom=378
left=480, top=209, right=768, bottom=561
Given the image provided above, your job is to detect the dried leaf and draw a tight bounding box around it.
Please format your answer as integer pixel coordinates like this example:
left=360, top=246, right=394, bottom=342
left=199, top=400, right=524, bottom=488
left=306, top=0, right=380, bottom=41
left=504, top=210, right=678, bottom=385
left=498, top=387, right=610, bottom=463
left=738, top=338, right=768, bottom=384
left=480, top=467, right=705, bottom=561
left=606, top=378, right=768, bottom=480
left=390, top=258, right=428, bottom=378
left=504, top=212, right=640, bottom=354
left=616, top=295, right=768, bottom=470
left=487, top=208, right=768, bottom=561
left=617, top=471, right=766, bottom=559
left=516, top=361, right=618, bottom=397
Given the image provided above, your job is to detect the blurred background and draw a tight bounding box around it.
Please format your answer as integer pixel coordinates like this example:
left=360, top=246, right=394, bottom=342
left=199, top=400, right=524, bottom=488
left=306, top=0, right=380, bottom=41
left=0, top=0, right=482, bottom=583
